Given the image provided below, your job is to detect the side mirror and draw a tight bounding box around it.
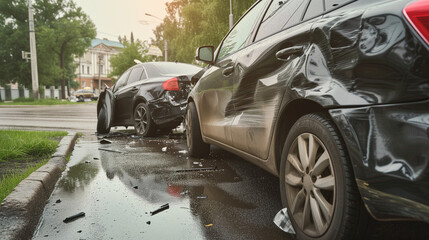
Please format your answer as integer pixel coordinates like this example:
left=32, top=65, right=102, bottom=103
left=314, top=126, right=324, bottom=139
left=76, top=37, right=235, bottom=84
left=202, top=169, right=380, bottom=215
left=195, top=46, right=214, bottom=64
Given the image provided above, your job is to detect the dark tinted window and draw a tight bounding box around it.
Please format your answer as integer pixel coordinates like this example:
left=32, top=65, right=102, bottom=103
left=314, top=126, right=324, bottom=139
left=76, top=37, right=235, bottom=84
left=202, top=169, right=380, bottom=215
left=255, top=0, right=307, bottom=41
left=325, top=0, right=353, bottom=11
left=114, top=70, right=130, bottom=92
left=152, top=63, right=201, bottom=76
left=127, top=68, right=144, bottom=85
left=304, top=0, right=324, bottom=21
left=217, top=1, right=266, bottom=60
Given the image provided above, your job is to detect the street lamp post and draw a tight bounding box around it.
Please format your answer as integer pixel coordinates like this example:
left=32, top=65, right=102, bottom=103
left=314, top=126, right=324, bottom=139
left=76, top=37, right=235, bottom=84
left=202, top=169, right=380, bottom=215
left=229, top=0, right=234, bottom=29
left=144, top=13, right=168, bottom=62
left=28, top=0, right=39, bottom=99
left=98, top=54, right=103, bottom=92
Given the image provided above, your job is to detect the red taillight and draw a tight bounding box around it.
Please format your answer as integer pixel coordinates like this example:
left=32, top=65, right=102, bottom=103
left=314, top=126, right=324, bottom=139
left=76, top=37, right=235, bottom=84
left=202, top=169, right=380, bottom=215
left=162, top=77, right=179, bottom=91
left=404, top=0, right=429, bottom=45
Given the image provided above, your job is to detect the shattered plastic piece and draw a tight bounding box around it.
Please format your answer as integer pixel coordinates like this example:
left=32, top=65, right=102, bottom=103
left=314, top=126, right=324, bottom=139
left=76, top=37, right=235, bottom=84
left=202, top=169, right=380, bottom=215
left=205, top=224, right=213, bottom=227
left=180, top=190, right=189, bottom=195
left=130, top=135, right=142, bottom=139
left=176, top=166, right=217, bottom=173
left=197, top=195, right=208, bottom=199
left=178, top=150, right=188, bottom=154
left=85, top=161, right=91, bottom=164
left=93, top=157, right=99, bottom=160
left=193, top=162, right=200, bottom=165
left=133, top=186, right=138, bottom=189
left=162, top=147, right=167, bottom=152
left=55, top=199, right=61, bottom=204
left=150, top=204, right=170, bottom=216
left=146, top=221, right=151, bottom=225
left=198, top=163, right=203, bottom=167
left=273, top=208, right=296, bottom=234
left=100, top=139, right=112, bottom=144
left=77, top=230, right=82, bottom=233
left=98, top=148, right=124, bottom=154
left=63, top=212, right=85, bottom=223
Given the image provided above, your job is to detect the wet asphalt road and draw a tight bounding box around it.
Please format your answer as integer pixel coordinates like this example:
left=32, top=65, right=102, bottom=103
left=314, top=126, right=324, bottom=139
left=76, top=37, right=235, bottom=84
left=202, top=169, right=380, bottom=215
left=32, top=132, right=292, bottom=240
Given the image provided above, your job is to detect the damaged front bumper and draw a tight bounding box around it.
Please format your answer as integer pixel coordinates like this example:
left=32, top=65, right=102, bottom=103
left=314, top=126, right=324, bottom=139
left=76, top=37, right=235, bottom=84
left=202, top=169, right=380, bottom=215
left=330, top=99, right=429, bottom=222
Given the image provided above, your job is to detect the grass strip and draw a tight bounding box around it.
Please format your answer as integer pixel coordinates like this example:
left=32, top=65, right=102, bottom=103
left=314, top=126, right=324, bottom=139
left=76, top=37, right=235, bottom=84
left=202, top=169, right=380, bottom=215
left=0, top=98, right=93, bottom=105
left=0, top=159, right=48, bottom=202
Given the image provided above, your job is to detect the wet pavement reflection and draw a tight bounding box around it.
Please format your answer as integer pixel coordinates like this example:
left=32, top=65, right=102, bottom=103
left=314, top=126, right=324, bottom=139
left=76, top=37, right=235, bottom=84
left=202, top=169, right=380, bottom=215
left=33, top=132, right=291, bottom=240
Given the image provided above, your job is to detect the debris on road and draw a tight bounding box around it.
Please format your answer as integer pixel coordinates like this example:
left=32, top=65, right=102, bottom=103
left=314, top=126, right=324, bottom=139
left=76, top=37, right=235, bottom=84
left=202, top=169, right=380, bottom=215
left=178, top=150, right=188, bottom=154
left=55, top=199, right=61, bottom=204
left=197, top=195, right=208, bottom=199
left=85, top=161, right=91, bottom=164
left=133, top=186, right=138, bottom=189
left=146, top=221, right=151, bottom=225
left=98, top=148, right=124, bottom=154
left=162, top=147, right=167, bottom=152
left=100, top=139, right=112, bottom=144
left=77, top=230, right=82, bottom=233
left=176, top=166, right=217, bottom=173
left=273, top=208, right=295, bottom=234
left=63, top=212, right=85, bottom=223
left=150, top=204, right=169, bottom=216
left=93, top=157, right=99, bottom=160
left=193, top=162, right=199, bottom=165
left=205, top=224, right=213, bottom=227
left=130, top=135, right=142, bottom=139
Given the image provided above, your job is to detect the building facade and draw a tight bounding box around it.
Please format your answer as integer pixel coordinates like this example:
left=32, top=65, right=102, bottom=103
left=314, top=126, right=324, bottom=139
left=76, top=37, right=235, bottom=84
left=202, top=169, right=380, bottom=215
left=74, top=39, right=124, bottom=92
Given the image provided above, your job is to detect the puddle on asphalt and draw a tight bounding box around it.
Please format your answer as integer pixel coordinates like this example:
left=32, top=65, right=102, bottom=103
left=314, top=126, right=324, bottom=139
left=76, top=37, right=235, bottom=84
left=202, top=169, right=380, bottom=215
left=33, top=132, right=286, bottom=240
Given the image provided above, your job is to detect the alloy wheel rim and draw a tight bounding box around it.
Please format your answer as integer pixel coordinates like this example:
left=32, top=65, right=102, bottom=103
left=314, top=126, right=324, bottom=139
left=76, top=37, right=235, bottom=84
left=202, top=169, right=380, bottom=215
left=285, top=133, right=336, bottom=237
left=185, top=109, right=192, bottom=148
left=135, top=106, right=148, bottom=135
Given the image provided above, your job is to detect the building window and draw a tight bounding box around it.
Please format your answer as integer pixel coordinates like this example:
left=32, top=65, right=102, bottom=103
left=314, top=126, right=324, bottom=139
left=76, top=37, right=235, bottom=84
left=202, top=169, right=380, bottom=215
left=81, top=65, right=85, bottom=74
left=87, top=66, right=90, bottom=74
left=100, top=65, right=104, bottom=75
left=82, top=81, right=86, bottom=87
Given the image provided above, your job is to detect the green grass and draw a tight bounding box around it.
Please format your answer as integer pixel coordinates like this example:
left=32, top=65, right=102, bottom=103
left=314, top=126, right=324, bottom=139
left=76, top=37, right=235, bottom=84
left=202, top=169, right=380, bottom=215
left=0, top=130, right=67, bottom=162
left=0, top=97, right=93, bottom=105
left=0, top=159, right=48, bottom=202
left=0, top=130, right=67, bottom=202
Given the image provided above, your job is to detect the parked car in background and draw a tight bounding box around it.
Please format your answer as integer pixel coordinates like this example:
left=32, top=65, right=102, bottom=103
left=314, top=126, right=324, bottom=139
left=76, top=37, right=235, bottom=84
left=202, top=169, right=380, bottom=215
left=97, top=62, right=201, bottom=136
left=73, top=89, right=98, bottom=102
left=187, top=0, right=429, bottom=239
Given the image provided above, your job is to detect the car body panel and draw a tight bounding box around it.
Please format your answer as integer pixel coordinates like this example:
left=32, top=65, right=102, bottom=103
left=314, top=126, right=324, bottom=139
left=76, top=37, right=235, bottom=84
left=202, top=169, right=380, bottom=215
left=189, top=0, right=429, bottom=222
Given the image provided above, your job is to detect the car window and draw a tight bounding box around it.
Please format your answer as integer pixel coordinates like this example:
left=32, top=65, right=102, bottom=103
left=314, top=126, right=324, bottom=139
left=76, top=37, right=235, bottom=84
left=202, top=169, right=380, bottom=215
left=254, top=0, right=307, bottom=42
left=217, top=1, right=266, bottom=61
left=325, top=0, right=354, bottom=11
left=114, top=70, right=130, bottom=92
left=127, top=68, right=144, bottom=85
left=303, top=0, right=324, bottom=21
left=283, top=0, right=309, bottom=28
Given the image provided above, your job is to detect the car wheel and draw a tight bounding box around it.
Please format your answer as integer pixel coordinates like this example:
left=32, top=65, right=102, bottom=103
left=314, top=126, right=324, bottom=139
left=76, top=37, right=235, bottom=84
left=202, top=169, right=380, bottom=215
left=134, top=103, right=155, bottom=137
left=185, top=101, right=210, bottom=157
left=280, top=113, right=368, bottom=240
left=97, top=104, right=110, bottom=134
left=78, top=95, right=84, bottom=102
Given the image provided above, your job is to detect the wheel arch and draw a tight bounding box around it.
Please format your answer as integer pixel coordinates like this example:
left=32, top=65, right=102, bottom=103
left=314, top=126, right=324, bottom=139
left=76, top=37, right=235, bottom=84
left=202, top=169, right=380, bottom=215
left=274, top=99, right=327, bottom=172
left=132, top=97, right=148, bottom=120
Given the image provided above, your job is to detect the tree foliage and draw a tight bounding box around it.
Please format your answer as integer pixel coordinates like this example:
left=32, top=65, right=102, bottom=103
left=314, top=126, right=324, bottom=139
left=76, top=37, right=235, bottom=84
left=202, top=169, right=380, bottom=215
left=0, top=0, right=95, bottom=99
left=109, top=37, right=152, bottom=79
left=152, top=0, right=257, bottom=63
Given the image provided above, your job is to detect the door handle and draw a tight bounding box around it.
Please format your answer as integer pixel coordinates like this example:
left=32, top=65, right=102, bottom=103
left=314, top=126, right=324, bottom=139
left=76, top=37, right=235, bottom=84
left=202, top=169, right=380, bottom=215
left=222, top=66, right=234, bottom=77
left=276, top=46, right=304, bottom=61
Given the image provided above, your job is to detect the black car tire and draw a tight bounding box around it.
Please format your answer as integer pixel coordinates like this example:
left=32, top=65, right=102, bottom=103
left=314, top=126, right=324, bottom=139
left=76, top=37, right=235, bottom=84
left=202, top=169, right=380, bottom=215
left=280, top=113, right=368, bottom=240
left=186, top=101, right=210, bottom=157
left=78, top=95, right=84, bottom=102
left=134, top=103, right=156, bottom=137
left=97, top=104, right=110, bottom=134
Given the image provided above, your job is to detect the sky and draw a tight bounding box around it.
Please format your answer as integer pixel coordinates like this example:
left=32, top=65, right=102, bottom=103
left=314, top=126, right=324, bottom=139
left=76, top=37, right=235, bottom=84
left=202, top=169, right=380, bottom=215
left=73, top=0, right=172, bottom=43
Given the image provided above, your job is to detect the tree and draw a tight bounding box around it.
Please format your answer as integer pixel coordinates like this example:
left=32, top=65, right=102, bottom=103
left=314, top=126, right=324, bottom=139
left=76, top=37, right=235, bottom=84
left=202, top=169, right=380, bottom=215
left=109, top=39, right=152, bottom=79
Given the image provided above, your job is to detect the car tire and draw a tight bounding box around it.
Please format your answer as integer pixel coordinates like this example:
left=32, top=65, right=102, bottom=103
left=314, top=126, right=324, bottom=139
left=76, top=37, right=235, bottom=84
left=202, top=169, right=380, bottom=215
left=134, top=103, right=156, bottom=137
left=78, top=95, right=84, bottom=102
left=97, top=104, right=110, bottom=134
left=185, top=101, right=210, bottom=157
left=280, top=113, right=368, bottom=240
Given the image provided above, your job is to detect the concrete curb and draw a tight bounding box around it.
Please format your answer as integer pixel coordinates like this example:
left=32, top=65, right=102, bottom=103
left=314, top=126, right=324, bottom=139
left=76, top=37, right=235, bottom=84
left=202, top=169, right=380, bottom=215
left=0, top=132, right=78, bottom=240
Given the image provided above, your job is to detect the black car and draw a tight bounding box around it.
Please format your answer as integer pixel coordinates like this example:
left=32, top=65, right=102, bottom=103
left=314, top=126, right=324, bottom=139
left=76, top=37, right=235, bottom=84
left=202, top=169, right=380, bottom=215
left=97, top=62, right=201, bottom=136
left=187, top=0, right=429, bottom=239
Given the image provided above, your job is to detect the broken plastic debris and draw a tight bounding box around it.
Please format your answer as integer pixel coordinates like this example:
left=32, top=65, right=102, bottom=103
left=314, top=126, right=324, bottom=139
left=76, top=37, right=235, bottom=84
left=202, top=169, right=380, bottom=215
left=198, top=163, right=203, bottom=167
left=100, top=139, right=112, bottom=144
left=63, top=212, right=85, bottom=223
left=55, top=199, right=61, bottom=204
left=133, top=186, right=138, bottom=189
left=197, top=195, right=208, bottom=199
left=130, top=135, right=142, bottom=139
left=98, top=148, right=124, bottom=153
left=178, top=150, right=188, bottom=154
left=150, top=204, right=170, bottom=216
left=77, top=230, right=82, bottom=233
left=273, top=208, right=296, bottom=234
left=205, top=224, right=213, bottom=227
left=85, top=161, right=91, bottom=164
left=176, top=166, right=217, bottom=173
left=193, top=162, right=200, bottom=165
left=162, top=147, right=167, bottom=152
left=93, top=157, right=99, bottom=160
left=146, top=221, right=151, bottom=225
